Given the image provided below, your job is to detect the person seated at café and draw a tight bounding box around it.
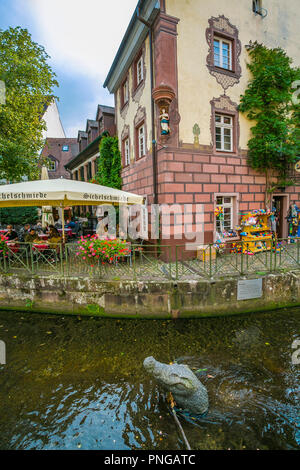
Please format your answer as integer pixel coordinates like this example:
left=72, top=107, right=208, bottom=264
left=6, top=225, right=19, bottom=242
left=65, top=218, right=76, bottom=229
left=54, top=215, right=62, bottom=229
left=34, top=220, right=44, bottom=233
left=18, top=223, right=31, bottom=242
left=24, top=228, right=40, bottom=244
left=48, top=226, right=62, bottom=245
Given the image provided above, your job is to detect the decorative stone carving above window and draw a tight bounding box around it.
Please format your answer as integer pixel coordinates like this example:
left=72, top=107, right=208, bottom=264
left=206, top=15, right=242, bottom=92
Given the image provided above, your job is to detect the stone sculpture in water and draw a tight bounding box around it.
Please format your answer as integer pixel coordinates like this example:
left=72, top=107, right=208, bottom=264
left=143, top=356, right=209, bottom=415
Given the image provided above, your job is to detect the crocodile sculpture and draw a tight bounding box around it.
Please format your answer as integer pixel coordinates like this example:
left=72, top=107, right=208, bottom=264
left=143, top=356, right=209, bottom=415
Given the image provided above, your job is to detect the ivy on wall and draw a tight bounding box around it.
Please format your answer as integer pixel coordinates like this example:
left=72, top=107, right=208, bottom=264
left=92, top=136, right=122, bottom=190
left=238, top=41, right=300, bottom=207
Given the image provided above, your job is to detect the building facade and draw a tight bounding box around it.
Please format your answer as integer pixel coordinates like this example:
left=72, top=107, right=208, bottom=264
left=104, top=0, right=300, bottom=247
left=65, top=105, right=116, bottom=183
left=40, top=138, right=79, bottom=179
left=64, top=104, right=116, bottom=216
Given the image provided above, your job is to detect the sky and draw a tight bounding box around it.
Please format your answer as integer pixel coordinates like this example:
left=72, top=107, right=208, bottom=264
left=0, top=0, right=138, bottom=137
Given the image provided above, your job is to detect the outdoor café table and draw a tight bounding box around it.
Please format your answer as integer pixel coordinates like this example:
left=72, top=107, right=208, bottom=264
left=33, top=243, right=49, bottom=252
left=6, top=242, right=19, bottom=254
left=38, top=233, right=49, bottom=240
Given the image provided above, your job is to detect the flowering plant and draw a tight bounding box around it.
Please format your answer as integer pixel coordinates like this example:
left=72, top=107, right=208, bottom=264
left=0, top=234, right=9, bottom=256
left=76, top=234, right=131, bottom=266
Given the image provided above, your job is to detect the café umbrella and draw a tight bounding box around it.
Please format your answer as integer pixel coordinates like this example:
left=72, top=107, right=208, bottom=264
left=0, top=178, right=145, bottom=241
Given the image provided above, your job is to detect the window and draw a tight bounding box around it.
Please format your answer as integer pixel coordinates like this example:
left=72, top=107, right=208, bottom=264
left=94, top=159, right=98, bottom=175
left=62, top=145, right=69, bottom=152
left=215, top=114, right=233, bottom=152
left=137, top=124, right=145, bottom=159
left=75, top=170, right=79, bottom=181
left=214, top=37, right=232, bottom=70
left=122, top=78, right=129, bottom=106
left=48, top=159, right=56, bottom=171
left=253, top=0, right=262, bottom=14
left=136, top=56, right=144, bottom=86
left=87, top=162, right=92, bottom=180
left=216, top=196, right=234, bottom=233
left=124, top=138, right=130, bottom=166
left=80, top=166, right=84, bottom=181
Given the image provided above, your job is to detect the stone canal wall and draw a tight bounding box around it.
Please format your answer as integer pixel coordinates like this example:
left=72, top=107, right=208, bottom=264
left=0, top=271, right=299, bottom=318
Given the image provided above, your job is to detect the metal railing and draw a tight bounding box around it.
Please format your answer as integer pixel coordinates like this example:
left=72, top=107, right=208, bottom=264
left=0, top=238, right=299, bottom=281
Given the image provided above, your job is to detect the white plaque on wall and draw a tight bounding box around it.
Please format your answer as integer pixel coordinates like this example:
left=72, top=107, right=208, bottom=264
left=237, top=279, right=263, bottom=301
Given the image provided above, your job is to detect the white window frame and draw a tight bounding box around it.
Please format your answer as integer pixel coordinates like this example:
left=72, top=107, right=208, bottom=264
left=215, top=196, right=234, bottom=234
left=124, top=138, right=130, bottom=166
left=137, top=56, right=144, bottom=86
left=138, top=124, right=145, bottom=159
left=123, top=79, right=129, bottom=105
left=215, top=114, right=233, bottom=152
left=48, top=159, right=56, bottom=171
left=214, top=37, right=232, bottom=70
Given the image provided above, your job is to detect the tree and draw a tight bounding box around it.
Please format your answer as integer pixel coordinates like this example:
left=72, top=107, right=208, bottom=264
left=0, top=206, right=38, bottom=226
left=93, top=135, right=122, bottom=190
left=239, top=42, right=300, bottom=209
left=0, top=27, right=58, bottom=182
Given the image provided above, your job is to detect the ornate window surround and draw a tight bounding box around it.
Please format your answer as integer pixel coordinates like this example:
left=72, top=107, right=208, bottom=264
left=206, top=15, right=242, bottom=92
left=132, top=45, right=146, bottom=103
left=210, top=95, right=240, bottom=155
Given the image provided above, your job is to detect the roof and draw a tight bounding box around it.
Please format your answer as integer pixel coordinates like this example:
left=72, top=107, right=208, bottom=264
left=97, top=105, right=115, bottom=115
left=86, top=119, right=98, bottom=129
left=103, top=0, right=159, bottom=93
left=78, top=131, right=88, bottom=141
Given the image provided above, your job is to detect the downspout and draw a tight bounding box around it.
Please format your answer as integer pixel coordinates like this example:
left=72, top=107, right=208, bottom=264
left=136, top=7, right=158, bottom=206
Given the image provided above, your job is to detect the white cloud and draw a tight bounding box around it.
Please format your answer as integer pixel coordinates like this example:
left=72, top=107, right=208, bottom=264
left=21, top=0, right=138, bottom=81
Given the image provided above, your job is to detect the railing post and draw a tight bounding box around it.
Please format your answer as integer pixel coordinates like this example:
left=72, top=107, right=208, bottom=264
left=175, top=245, right=178, bottom=281
left=169, top=246, right=172, bottom=280
left=270, top=239, right=273, bottom=272
left=209, top=243, right=212, bottom=278
left=30, top=244, right=34, bottom=274
left=133, top=245, right=136, bottom=281
left=241, top=242, right=244, bottom=275
left=60, top=243, right=64, bottom=276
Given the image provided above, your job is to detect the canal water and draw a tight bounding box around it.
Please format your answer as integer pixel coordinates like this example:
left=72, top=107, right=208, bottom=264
left=0, top=308, right=299, bottom=450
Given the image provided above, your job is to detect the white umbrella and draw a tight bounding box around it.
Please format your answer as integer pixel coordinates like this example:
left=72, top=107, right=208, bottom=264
left=0, top=178, right=145, bottom=241
left=41, top=165, right=54, bottom=229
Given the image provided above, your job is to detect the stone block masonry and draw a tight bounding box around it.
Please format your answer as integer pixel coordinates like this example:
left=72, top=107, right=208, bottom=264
left=0, top=271, right=299, bottom=319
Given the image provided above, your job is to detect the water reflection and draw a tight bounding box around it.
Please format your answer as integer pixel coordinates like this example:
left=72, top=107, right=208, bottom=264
left=0, top=309, right=299, bottom=450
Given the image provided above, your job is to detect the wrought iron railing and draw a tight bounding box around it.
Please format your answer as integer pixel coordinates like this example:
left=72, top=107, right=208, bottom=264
left=0, top=239, right=299, bottom=281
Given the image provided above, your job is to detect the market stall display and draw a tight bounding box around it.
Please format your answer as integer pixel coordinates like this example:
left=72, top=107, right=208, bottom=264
left=234, top=210, right=274, bottom=255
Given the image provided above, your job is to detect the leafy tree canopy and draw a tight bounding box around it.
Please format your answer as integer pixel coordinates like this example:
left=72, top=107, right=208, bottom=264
left=0, top=27, right=58, bottom=182
left=0, top=206, right=38, bottom=226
